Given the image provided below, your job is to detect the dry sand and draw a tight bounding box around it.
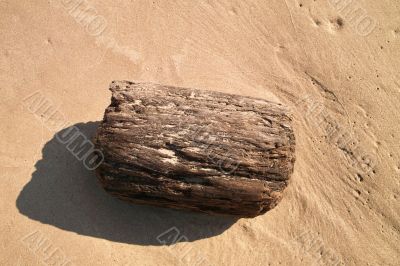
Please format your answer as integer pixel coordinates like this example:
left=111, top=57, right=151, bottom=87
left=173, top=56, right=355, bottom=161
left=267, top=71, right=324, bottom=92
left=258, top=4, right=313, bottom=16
left=1, top=0, right=399, bottom=265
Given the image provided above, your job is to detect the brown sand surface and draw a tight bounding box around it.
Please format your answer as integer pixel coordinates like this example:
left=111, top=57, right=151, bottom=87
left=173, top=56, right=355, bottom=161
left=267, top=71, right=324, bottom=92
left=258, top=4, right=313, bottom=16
left=1, top=1, right=399, bottom=265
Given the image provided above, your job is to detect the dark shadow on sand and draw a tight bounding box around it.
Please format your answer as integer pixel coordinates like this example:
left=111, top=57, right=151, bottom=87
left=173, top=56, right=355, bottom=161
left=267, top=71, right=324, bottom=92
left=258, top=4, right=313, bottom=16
left=16, top=122, right=237, bottom=245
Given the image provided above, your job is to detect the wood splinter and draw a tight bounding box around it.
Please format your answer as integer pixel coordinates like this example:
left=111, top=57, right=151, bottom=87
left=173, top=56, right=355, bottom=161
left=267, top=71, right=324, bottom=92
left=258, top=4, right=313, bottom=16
left=94, top=81, right=296, bottom=217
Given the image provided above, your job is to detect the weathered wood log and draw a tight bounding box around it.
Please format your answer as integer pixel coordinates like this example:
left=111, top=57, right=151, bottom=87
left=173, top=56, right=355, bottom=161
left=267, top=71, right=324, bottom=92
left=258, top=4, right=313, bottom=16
left=94, top=81, right=295, bottom=217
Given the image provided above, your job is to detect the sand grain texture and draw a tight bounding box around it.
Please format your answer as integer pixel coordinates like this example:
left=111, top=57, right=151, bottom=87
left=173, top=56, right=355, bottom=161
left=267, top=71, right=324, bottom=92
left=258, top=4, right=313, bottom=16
left=1, top=0, right=399, bottom=265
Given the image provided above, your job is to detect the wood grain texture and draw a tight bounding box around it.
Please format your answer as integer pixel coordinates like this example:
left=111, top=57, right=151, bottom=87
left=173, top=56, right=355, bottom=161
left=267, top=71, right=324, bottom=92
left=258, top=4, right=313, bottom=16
left=94, top=81, right=296, bottom=217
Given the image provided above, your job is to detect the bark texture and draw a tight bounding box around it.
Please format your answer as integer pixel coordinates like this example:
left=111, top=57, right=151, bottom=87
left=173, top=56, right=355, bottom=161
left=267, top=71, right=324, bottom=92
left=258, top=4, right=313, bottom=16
left=94, top=81, right=296, bottom=217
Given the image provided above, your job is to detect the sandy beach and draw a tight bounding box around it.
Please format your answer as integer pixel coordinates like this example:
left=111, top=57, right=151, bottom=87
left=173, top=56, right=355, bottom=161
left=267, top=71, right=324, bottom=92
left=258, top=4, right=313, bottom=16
left=1, top=0, right=399, bottom=265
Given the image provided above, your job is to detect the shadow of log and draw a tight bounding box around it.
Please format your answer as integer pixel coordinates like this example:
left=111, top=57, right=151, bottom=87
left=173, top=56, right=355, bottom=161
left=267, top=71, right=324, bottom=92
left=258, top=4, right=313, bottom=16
left=17, top=122, right=237, bottom=245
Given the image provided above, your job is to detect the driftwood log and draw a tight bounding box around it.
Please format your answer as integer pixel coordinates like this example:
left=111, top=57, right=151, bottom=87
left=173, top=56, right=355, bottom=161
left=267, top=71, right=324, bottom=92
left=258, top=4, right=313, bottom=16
left=94, top=81, right=295, bottom=217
